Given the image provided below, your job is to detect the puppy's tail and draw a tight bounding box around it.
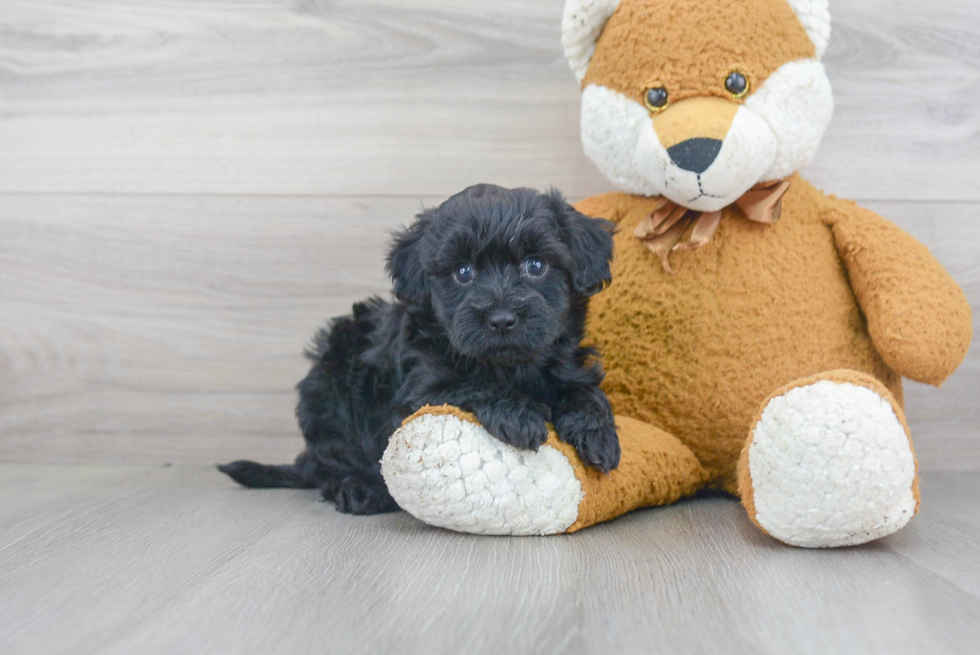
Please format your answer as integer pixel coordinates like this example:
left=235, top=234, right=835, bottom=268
left=217, top=461, right=311, bottom=489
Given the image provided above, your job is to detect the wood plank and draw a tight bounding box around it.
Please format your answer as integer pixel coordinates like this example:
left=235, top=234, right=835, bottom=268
left=0, top=0, right=976, bottom=200
left=0, top=465, right=978, bottom=654
left=0, top=465, right=309, bottom=654
left=813, top=0, right=980, bottom=200
left=0, top=194, right=426, bottom=465
left=1, top=195, right=976, bottom=467
left=0, top=465, right=148, bottom=541
left=885, top=472, right=980, bottom=598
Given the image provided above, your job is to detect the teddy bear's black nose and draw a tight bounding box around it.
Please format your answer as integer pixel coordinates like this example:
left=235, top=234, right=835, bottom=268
left=667, top=138, right=723, bottom=174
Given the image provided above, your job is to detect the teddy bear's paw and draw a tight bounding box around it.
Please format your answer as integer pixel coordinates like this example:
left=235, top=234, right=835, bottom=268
left=380, top=408, right=584, bottom=535
left=744, top=379, right=917, bottom=548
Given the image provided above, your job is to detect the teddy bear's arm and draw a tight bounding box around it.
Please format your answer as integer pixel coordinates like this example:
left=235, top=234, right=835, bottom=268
left=825, top=201, right=973, bottom=386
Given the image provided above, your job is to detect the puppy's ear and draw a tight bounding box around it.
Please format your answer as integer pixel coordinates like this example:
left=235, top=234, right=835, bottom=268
left=548, top=189, right=615, bottom=296
left=386, top=211, right=433, bottom=304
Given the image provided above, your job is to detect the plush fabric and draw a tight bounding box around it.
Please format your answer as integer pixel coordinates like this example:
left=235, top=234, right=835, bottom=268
left=582, top=0, right=815, bottom=107
left=382, top=406, right=704, bottom=535
left=827, top=202, right=973, bottom=386
left=562, top=0, right=832, bottom=81
left=382, top=405, right=585, bottom=536
left=556, top=414, right=705, bottom=532
left=381, top=0, right=972, bottom=546
left=577, top=174, right=966, bottom=493
left=577, top=0, right=835, bottom=206
left=737, top=370, right=921, bottom=547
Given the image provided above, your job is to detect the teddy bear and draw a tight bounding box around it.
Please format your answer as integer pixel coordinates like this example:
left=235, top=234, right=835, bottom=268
left=379, top=0, right=973, bottom=547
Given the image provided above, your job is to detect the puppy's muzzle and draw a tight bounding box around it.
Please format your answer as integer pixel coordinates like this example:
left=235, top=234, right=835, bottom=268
left=487, top=310, right=518, bottom=335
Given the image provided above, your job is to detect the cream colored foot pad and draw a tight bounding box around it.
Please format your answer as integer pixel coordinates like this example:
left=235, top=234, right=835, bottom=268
left=382, top=412, right=583, bottom=535
left=748, top=381, right=916, bottom=548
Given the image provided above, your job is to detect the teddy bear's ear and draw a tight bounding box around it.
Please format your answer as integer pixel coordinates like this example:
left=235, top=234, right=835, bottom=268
left=561, top=0, right=620, bottom=83
left=562, top=0, right=832, bottom=82
left=785, top=0, right=832, bottom=59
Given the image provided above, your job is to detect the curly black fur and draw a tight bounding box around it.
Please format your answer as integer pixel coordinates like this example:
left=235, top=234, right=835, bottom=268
left=219, top=184, right=619, bottom=515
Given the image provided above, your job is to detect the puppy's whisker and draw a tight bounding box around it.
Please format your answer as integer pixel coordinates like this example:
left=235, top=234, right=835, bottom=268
left=449, top=344, right=463, bottom=371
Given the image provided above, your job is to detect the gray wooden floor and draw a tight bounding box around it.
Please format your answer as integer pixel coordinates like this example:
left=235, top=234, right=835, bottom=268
left=1, top=465, right=978, bottom=655
left=1, top=1, right=978, bottom=653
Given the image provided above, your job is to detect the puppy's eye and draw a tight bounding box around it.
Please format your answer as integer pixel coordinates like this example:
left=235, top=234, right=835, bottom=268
left=644, top=87, right=668, bottom=112
left=453, top=264, right=475, bottom=285
left=725, top=71, right=749, bottom=98
left=522, top=257, right=547, bottom=278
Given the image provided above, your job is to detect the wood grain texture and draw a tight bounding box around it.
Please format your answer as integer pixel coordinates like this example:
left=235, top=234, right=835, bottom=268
left=0, top=195, right=976, bottom=467
left=0, top=0, right=977, bottom=467
left=0, top=194, right=427, bottom=465
left=1, top=465, right=978, bottom=655
left=0, top=0, right=977, bottom=200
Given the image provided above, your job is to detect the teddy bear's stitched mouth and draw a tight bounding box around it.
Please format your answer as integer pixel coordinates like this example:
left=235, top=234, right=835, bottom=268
left=683, top=174, right=725, bottom=204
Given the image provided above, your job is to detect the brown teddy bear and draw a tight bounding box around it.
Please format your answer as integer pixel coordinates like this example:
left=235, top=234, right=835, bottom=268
left=380, top=0, right=972, bottom=547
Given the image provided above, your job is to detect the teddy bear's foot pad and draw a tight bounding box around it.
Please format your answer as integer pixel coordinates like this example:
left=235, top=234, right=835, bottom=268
left=744, top=376, right=917, bottom=548
left=381, top=407, right=584, bottom=535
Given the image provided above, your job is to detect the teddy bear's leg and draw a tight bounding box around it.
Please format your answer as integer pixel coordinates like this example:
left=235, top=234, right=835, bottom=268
left=737, top=370, right=920, bottom=548
left=381, top=405, right=705, bottom=535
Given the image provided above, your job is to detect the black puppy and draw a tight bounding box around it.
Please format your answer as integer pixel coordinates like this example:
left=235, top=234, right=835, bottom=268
left=219, top=185, right=619, bottom=515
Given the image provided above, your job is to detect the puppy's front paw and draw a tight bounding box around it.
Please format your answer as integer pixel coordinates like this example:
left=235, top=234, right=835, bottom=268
left=555, top=412, right=621, bottom=472
left=474, top=398, right=550, bottom=451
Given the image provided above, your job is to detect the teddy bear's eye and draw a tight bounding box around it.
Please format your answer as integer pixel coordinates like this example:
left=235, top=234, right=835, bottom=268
left=453, top=264, right=475, bottom=285
left=725, top=71, right=749, bottom=98
left=644, top=87, right=669, bottom=112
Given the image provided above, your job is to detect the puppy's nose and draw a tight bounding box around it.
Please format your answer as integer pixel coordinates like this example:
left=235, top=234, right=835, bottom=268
left=487, top=311, right=518, bottom=334
left=667, top=138, right=723, bottom=174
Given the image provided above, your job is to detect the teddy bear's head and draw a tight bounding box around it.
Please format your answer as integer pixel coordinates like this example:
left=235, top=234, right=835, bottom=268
left=563, top=0, right=834, bottom=212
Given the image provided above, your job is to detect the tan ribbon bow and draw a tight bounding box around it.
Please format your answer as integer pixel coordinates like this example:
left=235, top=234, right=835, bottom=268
left=633, top=179, right=792, bottom=274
